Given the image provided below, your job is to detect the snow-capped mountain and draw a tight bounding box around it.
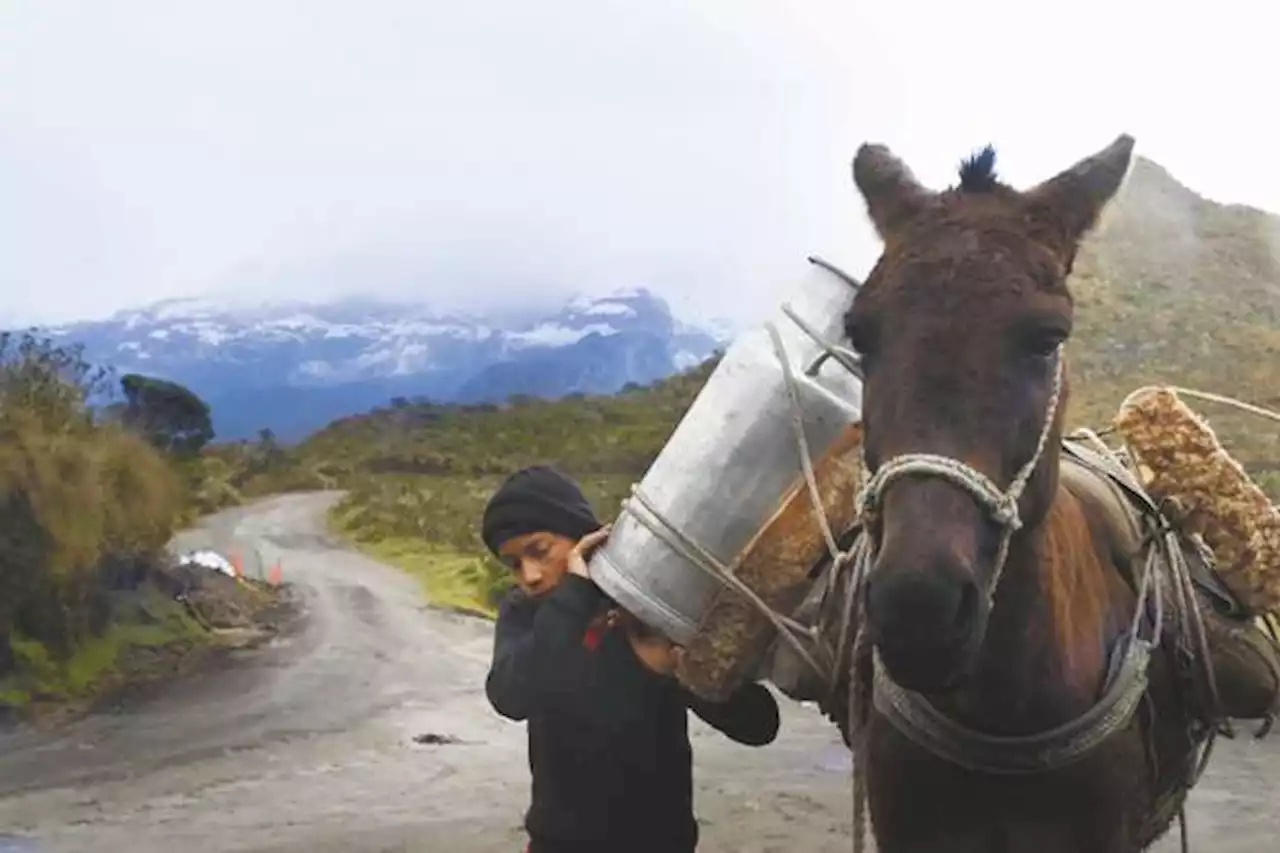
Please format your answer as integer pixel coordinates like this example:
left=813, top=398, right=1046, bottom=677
left=39, top=288, right=729, bottom=441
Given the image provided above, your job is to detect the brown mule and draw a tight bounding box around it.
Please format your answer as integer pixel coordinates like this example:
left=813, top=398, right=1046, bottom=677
left=764, top=137, right=1280, bottom=852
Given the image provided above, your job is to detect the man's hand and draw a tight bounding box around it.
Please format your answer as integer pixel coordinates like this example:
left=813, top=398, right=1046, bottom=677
left=567, top=525, right=611, bottom=579
left=628, top=630, right=685, bottom=677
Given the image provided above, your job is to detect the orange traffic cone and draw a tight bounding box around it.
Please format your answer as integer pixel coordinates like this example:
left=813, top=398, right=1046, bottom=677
left=230, top=552, right=243, bottom=578
left=268, top=561, right=283, bottom=586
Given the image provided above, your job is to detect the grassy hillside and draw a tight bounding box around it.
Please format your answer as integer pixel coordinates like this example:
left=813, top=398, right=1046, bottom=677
left=1067, top=157, right=1280, bottom=492
left=303, top=360, right=719, bottom=615
left=282, top=155, right=1280, bottom=615
left=0, top=333, right=286, bottom=719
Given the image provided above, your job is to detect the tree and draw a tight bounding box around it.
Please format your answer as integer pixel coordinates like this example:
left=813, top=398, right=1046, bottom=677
left=0, top=331, right=112, bottom=429
left=119, top=374, right=214, bottom=456
left=254, top=427, right=287, bottom=467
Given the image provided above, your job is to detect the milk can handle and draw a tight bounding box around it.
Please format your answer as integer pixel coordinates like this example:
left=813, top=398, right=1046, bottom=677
left=778, top=302, right=864, bottom=380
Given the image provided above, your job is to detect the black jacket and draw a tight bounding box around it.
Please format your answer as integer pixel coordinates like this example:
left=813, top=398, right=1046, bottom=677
left=485, top=574, right=781, bottom=853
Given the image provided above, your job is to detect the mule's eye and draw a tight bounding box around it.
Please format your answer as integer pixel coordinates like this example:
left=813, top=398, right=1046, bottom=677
left=846, top=318, right=878, bottom=362
left=1020, top=329, right=1066, bottom=360
left=849, top=336, right=878, bottom=374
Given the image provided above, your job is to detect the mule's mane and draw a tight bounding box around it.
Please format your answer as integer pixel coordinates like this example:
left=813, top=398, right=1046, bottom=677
left=957, top=145, right=1001, bottom=193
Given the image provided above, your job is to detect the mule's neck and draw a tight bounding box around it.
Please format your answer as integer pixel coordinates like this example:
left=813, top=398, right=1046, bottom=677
left=939, top=457, right=1136, bottom=735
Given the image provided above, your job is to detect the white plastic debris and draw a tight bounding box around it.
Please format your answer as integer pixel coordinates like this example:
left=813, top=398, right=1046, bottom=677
left=178, top=549, right=237, bottom=577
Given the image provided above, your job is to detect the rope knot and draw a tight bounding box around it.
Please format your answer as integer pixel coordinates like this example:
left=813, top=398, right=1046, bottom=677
left=854, top=482, right=880, bottom=521
left=992, top=495, right=1022, bottom=531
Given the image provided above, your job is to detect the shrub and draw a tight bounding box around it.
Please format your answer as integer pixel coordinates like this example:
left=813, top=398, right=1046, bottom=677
left=0, top=333, right=184, bottom=667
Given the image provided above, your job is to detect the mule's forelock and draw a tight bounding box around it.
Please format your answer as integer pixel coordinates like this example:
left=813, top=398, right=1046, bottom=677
left=957, top=145, right=1000, bottom=193
left=1024, top=134, right=1136, bottom=251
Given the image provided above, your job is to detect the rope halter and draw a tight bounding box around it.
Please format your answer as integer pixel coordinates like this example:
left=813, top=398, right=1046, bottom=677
left=853, top=347, right=1066, bottom=603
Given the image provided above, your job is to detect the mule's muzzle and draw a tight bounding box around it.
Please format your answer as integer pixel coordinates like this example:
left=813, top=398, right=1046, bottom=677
left=864, top=530, right=990, bottom=693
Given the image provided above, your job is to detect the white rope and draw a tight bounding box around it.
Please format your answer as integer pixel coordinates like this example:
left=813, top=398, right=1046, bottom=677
left=763, top=321, right=850, bottom=563
left=607, top=280, right=867, bottom=694
left=855, top=348, right=1066, bottom=606
left=621, top=485, right=831, bottom=678
left=762, top=320, right=874, bottom=728
left=780, top=302, right=864, bottom=380
left=1120, top=385, right=1280, bottom=427
left=607, top=296, right=868, bottom=701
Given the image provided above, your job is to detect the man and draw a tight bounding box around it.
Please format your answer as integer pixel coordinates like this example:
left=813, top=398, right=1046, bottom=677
left=482, top=465, right=781, bottom=853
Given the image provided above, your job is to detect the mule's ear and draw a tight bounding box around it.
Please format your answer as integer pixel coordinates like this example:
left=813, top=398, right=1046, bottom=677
left=852, top=143, right=935, bottom=241
left=1024, top=134, right=1135, bottom=246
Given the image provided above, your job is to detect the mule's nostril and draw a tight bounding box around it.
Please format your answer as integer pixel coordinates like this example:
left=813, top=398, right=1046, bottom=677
left=951, top=579, right=980, bottom=633
left=865, top=561, right=984, bottom=645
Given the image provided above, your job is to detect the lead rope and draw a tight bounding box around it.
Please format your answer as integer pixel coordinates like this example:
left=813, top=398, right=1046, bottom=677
left=849, top=625, right=873, bottom=853
left=761, top=320, right=881, bottom=853
left=845, top=348, right=1060, bottom=853
left=765, top=322, right=874, bottom=853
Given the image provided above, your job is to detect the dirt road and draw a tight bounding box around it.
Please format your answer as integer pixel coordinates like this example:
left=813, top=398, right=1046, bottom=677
left=0, top=493, right=1276, bottom=852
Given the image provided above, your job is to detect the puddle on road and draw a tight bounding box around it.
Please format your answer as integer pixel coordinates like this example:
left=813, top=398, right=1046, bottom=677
left=0, top=837, right=42, bottom=852
left=815, top=745, right=852, bottom=774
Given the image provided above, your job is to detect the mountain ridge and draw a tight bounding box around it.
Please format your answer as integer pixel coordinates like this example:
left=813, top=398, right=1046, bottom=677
left=30, top=287, right=730, bottom=441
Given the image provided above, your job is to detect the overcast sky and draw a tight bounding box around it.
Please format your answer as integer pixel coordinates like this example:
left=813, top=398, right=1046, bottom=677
left=0, top=1, right=1274, bottom=327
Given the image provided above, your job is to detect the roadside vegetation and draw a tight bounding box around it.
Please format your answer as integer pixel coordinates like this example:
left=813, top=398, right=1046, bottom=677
left=0, top=334, right=289, bottom=721
left=317, top=359, right=720, bottom=615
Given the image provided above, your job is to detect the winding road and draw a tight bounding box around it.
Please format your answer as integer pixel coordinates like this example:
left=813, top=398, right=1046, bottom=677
left=0, top=493, right=1276, bottom=852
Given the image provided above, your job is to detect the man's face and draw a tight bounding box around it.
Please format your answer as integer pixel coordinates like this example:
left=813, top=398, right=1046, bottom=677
left=497, top=531, right=576, bottom=598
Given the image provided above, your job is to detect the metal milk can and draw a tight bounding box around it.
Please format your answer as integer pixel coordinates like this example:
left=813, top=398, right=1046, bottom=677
left=587, top=257, right=864, bottom=647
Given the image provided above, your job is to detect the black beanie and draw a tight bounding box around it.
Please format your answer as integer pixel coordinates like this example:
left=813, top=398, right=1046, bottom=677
left=481, top=465, right=602, bottom=555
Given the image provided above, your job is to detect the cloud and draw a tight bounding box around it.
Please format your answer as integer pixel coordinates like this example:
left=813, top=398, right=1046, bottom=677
left=0, top=0, right=1276, bottom=327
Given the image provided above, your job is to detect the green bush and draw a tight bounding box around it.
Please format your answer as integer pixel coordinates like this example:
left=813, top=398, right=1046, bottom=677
left=0, top=333, right=185, bottom=666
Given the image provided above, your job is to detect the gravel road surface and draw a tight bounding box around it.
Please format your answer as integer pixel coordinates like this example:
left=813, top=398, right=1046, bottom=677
left=0, top=493, right=1274, bottom=852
